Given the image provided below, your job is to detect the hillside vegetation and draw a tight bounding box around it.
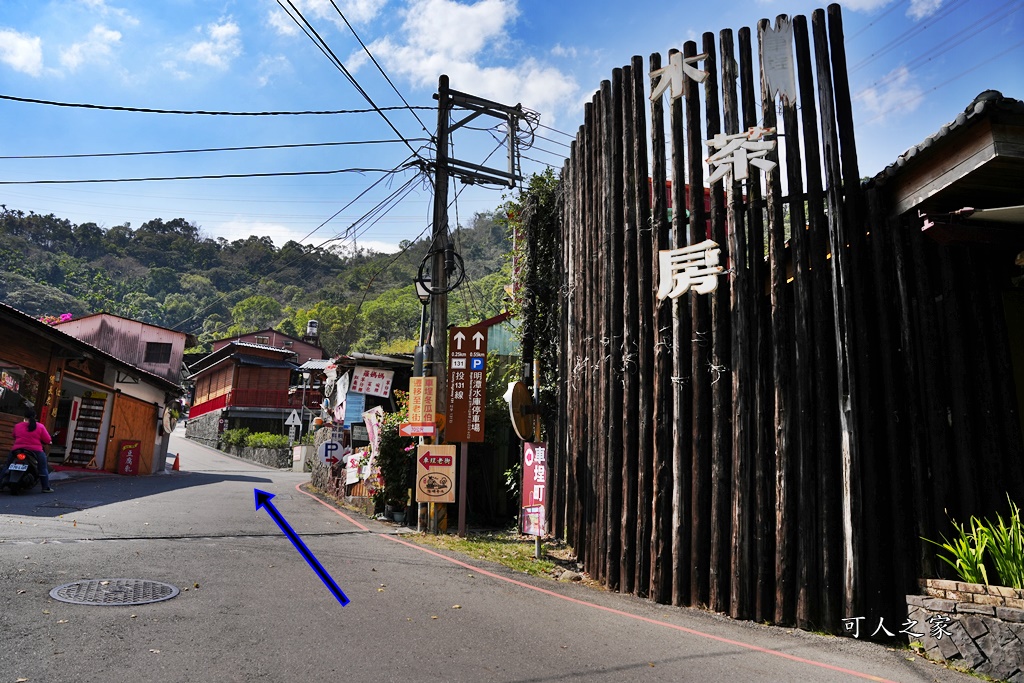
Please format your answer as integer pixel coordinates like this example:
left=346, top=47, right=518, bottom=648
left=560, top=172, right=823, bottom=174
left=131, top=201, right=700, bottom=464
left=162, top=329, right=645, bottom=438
left=0, top=207, right=512, bottom=355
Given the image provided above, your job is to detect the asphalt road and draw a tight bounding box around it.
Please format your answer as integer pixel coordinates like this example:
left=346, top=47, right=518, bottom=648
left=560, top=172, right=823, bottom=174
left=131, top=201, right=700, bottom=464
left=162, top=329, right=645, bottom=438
left=0, top=426, right=978, bottom=683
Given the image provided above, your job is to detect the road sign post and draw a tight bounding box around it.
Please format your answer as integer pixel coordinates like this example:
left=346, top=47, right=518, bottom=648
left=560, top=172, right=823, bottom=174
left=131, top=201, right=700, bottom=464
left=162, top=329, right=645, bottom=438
left=446, top=325, right=488, bottom=537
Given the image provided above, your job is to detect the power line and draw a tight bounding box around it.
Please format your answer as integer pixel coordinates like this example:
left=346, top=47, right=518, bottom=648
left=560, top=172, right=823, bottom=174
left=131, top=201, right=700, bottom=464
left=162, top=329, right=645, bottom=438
left=853, top=0, right=1023, bottom=99
left=859, top=37, right=1024, bottom=126
left=0, top=138, right=430, bottom=161
left=0, top=167, right=400, bottom=185
left=847, top=0, right=907, bottom=41
left=850, top=0, right=969, bottom=73
left=0, top=93, right=432, bottom=116
left=170, top=166, right=427, bottom=332
left=534, top=132, right=572, bottom=149
left=536, top=121, right=575, bottom=139
left=277, top=0, right=425, bottom=161
left=521, top=153, right=561, bottom=170
left=326, top=0, right=432, bottom=138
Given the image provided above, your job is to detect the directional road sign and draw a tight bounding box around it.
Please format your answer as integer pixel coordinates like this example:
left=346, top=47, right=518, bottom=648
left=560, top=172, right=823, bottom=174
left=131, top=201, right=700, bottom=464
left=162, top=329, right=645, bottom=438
left=400, top=422, right=436, bottom=438
left=416, top=444, right=456, bottom=503
left=446, top=325, right=488, bottom=443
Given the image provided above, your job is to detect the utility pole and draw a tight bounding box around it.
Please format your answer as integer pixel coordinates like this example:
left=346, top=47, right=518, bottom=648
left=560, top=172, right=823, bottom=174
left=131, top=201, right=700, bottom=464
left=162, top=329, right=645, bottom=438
left=430, top=74, right=451, bottom=423
left=423, top=74, right=526, bottom=534
left=425, top=75, right=451, bottom=535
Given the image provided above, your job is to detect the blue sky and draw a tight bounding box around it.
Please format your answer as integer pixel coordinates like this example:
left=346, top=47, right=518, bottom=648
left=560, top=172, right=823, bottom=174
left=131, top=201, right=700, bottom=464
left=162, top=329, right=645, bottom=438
left=0, top=0, right=1021, bottom=253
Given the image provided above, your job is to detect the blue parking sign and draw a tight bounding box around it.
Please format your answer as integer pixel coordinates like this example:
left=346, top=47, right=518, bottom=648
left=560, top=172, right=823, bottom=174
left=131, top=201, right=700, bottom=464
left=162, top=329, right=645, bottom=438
left=470, top=357, right=485, bottom=371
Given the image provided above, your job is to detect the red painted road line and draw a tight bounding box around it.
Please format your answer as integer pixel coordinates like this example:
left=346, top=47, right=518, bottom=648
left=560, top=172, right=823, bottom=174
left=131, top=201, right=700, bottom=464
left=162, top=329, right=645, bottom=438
left=296, top=484, right=895, bottom=683
left=295, top=483, right=370, bottom=532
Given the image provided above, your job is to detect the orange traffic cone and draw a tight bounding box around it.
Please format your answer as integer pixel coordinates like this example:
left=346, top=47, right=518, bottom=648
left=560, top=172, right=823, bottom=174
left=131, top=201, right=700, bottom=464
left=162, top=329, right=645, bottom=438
left=171, top=453, right=180, bottom=471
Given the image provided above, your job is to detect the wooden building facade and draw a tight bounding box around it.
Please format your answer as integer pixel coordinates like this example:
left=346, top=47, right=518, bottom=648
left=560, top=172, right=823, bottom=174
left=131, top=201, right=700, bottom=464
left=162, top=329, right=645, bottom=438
left=535, top=4, right=1024, bottom=633
left=1, top=303, right=184, bottom=474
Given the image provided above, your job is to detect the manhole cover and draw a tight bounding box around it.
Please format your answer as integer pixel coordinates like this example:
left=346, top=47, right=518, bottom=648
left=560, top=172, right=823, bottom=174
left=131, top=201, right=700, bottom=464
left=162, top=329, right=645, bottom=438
left=49, top=579, right=180, bottom=606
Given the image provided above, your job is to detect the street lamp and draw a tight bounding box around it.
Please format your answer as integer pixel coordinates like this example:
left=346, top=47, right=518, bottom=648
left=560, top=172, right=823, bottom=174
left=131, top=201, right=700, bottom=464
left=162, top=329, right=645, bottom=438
left=299, top=370, right=311, bottom=440
left=414, top=276, right=432, bottom=377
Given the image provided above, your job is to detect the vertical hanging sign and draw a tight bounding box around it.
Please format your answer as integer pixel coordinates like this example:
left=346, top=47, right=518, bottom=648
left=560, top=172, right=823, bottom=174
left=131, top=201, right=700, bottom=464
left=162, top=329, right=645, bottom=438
left=521, top=442, right=547, bottom=536
left=446, top=325, right=488, bottom=443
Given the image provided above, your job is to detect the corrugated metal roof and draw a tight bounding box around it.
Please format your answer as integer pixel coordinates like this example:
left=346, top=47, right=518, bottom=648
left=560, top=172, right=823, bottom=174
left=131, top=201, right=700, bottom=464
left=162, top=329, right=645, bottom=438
left=235, top=354, right=298, bottom=370
left=867, top=90, right=1024, bottom=188
left=300, top=358, right=332, bottom=370
left=0, top=301, right=182, bottom=393
left=229, top=341, right=296, bottom=354
left=348, top=352, right=415, bottom=366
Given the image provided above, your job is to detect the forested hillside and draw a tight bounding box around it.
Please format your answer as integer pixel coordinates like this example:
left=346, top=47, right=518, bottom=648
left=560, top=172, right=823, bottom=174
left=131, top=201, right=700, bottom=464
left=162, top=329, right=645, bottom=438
left=0, top=207, right=512, bottom=355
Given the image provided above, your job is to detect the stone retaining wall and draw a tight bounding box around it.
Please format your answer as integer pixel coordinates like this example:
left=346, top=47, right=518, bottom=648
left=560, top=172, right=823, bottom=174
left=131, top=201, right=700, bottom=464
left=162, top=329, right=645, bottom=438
left=907, top=579, right=1024, bottom=682
left=223, top=444, right=292, bottom=469
left=185, top=410, right=221, bottom=448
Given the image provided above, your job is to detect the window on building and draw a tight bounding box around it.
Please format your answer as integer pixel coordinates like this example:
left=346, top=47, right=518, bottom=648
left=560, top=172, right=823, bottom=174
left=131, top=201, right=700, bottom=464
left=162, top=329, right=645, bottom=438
left=283, top=340, right=293, bottom=348
left=144, top=342, right=172, bottom=364
left=255, top=335, right=270, bottom=345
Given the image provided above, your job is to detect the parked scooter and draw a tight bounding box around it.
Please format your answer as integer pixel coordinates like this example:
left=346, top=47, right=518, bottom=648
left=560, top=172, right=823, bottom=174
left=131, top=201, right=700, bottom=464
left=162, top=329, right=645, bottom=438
left=1, top=449, right=40, bottom=494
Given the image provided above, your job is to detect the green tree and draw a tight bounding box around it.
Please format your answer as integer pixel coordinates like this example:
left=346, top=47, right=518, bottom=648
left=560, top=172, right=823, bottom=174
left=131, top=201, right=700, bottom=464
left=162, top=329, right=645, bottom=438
left=351, top=286, right=421, bottom=352
left=230, top=294, right=282, bottom=333
left=146, top=266, right=180, bottom=299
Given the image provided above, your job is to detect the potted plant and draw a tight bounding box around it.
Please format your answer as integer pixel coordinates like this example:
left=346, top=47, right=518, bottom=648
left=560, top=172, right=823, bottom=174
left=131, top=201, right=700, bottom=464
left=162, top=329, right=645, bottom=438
left=911, top=495, right=1024, bottom=680
left=374, top=395, right=414, bottom=521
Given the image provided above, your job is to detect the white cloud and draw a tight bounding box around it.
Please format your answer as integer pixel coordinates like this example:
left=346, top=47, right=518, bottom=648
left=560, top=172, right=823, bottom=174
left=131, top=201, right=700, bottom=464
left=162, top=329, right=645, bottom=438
left=79, top=0, right=140, bottom=27
left=183, top=19, right=242, bottom=70
left=256, top=55, right=293, bottom=87
left=0, top=29, right=44, bottom=76
left=400, top=0, right=517, bottom=59
left=856, top=65, right=924, bottom=122
left=268, top=0, right=388, bottom=35
left=908, top=0, right=943, bottom=20
left=363, top=0, right=579, bottom=116
left=60, top=24, right=122, bottom=71
left=550, top=44, right=576, bottom=59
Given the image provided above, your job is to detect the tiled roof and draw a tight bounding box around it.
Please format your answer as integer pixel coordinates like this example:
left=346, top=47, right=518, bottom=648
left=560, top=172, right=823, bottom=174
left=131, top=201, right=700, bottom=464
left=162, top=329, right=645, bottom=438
left=867, top=90, right=1024, bottom=188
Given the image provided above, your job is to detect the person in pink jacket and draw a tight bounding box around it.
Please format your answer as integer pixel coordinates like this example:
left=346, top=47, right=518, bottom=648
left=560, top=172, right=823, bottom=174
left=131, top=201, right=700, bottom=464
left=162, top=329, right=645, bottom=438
left=11, top=408, right=53, bottom=492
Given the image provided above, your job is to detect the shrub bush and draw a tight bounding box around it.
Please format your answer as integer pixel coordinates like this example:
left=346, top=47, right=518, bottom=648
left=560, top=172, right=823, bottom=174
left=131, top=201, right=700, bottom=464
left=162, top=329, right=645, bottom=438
left=221, top=428, right=250, bottom=448
left=246, top=432, right=291, bottom=449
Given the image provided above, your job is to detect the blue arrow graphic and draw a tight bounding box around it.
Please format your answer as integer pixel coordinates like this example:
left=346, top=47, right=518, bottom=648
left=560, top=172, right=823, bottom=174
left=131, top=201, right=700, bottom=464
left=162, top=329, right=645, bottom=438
left=254, top=489, right=350, bottom=606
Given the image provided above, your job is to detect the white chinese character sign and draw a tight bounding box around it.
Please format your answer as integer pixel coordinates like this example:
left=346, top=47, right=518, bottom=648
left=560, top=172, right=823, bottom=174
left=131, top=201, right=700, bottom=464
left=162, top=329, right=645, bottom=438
left=521, top=442, right=547, bottom=536
left=657, top=239, right=724, bottom=299
left=760, top=16, right=797, bottom=104
left=705, top=126, right=778, bottom=183
left=649, top=51, right=709, bottom=101
left=446, top=325, right=488, bottom=443
left=349, top=366, right=394, bottom=398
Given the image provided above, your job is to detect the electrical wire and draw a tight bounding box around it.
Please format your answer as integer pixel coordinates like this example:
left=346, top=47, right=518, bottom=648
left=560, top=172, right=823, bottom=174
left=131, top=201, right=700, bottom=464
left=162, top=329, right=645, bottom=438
left=534, top=132, right=572, bottom=149
left=0, top=167, right=397, bottom=185
left=170, top=166, right=426, bottom=331
left=853, top=0, right=1023, bottom=99
left=521, top=153, right=561, bottom=170
left=0, top=138, right=431, bottom=161
left=327, top=0, right=432, bottom=138
left=846, top=0, right=908, bottom=41
left=858, top=37, right=1024, bottom=126
left=536, top=121, right=575, bottom=139
left=0, top=93, right=432, bottom=116
left=277, top=0, right=425, bottom=162
left=850, top=0, right=969, bottom=73
left=169, top=149, right=430, bottom=330
left=451, top=186, right=487, bottom=321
